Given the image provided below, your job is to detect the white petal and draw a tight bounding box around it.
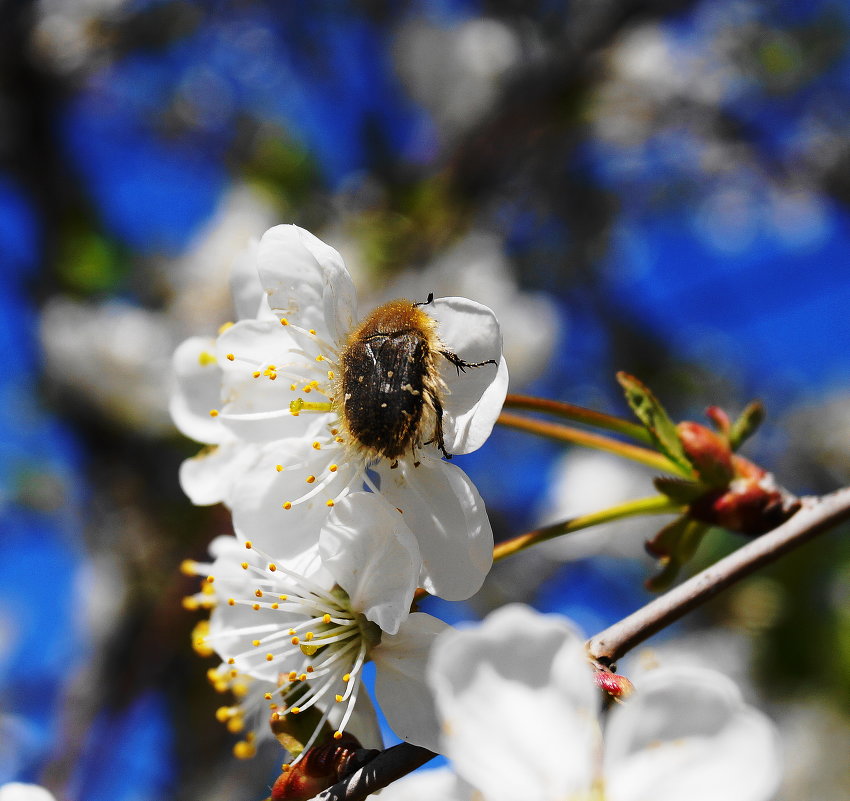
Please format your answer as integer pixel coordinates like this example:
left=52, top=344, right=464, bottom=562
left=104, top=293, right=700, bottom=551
left=375, top=458, right=493, bottom=601
left=228, top=440, right=358, bottom=560
left=179, top=441, right=263, bottom=506
left=0, top=785, right=57, bottom=801
left=319, top=493, right=421, bottom=635
left=376, top=767, right=473, bottom=801
left=229, top=238, right=268, bottom=321
left=216, top=319, right=328, bottom=442
left=373, top=612, right=450, bottom=752
left=427, top=297, right=508, bottom=455
left=429, top=604, right=600, bottom=801
left=170, top=336, right=227, bottom=444
left=604, top=666, right=782, bottom=801
left=257, top=225, right=357, bottom=344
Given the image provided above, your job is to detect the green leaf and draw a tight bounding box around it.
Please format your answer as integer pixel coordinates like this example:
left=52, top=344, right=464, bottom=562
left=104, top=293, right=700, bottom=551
left=653, top=477, right=708, bottom=505
left=644, top=515, right=710, bottom=592
left=616, top=373, right=693, bottom=474
left=729, top=401, right=765, bottom=451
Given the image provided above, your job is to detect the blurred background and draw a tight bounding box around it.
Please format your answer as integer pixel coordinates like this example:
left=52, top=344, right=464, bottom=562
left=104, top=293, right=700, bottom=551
left=1, top=0, right=849, bottom=798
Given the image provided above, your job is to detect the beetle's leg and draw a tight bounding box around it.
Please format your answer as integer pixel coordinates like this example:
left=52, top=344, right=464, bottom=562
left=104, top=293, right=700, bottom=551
left=414, top=292, right=435, bottom=308
left=440, top=349, right=497, bottom=376
left=423, top=391, right=452, bottom=459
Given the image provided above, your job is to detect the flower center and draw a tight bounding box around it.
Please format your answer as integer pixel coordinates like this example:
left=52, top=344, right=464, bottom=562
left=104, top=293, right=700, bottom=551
left=195, top=540, right=380, bottom=767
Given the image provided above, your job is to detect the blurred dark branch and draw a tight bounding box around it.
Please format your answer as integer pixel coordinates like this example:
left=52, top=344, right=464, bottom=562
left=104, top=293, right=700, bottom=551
left=587, top=485, right=850, bottom=665
left=308, top=743, right=436, bottom=801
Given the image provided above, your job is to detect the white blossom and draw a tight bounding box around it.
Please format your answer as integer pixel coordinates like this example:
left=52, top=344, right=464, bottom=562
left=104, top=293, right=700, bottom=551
left=186, top=492, right=447, bottom=762
left=380, top=604, right=782, bottom=801
left=172, top=224, right=508, bottom=600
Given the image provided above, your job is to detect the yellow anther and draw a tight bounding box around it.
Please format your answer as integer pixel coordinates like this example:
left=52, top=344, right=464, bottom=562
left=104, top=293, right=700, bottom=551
left=201, top=583, right=215, bottom=595
left=264, top=692, right=273, bottom=701
left=182, top=597, right=199, bottom=611
left=312, top=441, right=321, bottom=450
left=180, top=559, right=197, bottom=575
left=233, top=741, right=256, bottom=760
left=227, top=717, right=245, bottom=734
left=227, top=598, right=235, bottom=606
left=218, top=321, right=234, bottom=334
left=335, top=437, right=345, bottom=443
left=216, top=706, right=234, bottom=722
left=290, top=707, right=301, bottom=715
left=240, top=562, right=248, bottom=570
left=307, top=666, right=314, bottom=673
left=309, top=329, right=317, bottom=335
left=252, top=603, right=260, bottom=611
left=316, top=354, right=325, bottom=362
left=281, top=763, right=291, bottom=773
left=333, top=731, right=343, bottom=740
left=269, top=703, right=278, bottom=710
left=252, top=370, right=261, bottom=378
left=198, top=350, right=217, bottom=366
left=269, top=563, right=277, bottom=572
left=275, top=464, right=284, bottom=472
left=206, top=575, right=214, bottom=584
left=280, top=594, right=288, bottom=601
left=331, top=428, right=338, bottom=435
left=327, top=370, right=335, bottom=380
left=282, top=501, right=292, bottom=510
left=342, top=673, right=351, bottom=682
left=229, top=670, right=238, bottom=678
left=252, top=639, right=260, bottom=647
left=322, top=614, right=331, bottom=623
left=266, top=653, right=274, bottom=662
left=303, top=386, right=312, bottom=393
left=290, top=383, right=297, bottom=390
left=335, top=694, right=344, bottom=703
left=269, top=373, right=277, bottom=381
left=209, top=409, right=219, bottom=417
left=226, top=353, right=235, bottom=361
left=271, top=602, right=279, bottom=609
left=305, top=632, right=314, bottom=641
left=254, top=589, right=263, bottom=598
left=306, top=475, right=316, bottom=484
left=291, top=636, right=300, bottom=645
left=289, top=628, right=296, bottom=635
left=232, top=682, right=248, bottom=698
left=244, top=541, right=252, bottom=549
left=299, top=673, right=307, bottom=681
left=280, top=317, right=289, bottom=326
left=328, top=464, right=338, bottom=472
left=288, top=671, right=298, bottom=681
left=227, top=658, right=235, bottom=665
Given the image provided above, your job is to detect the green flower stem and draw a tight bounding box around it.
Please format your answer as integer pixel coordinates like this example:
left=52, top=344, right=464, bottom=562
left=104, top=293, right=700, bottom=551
left=497, top=412, right=692, bottom=477
left=493, top=494, right=682, bottom=562
left=504, top=393, right=653, bottom=444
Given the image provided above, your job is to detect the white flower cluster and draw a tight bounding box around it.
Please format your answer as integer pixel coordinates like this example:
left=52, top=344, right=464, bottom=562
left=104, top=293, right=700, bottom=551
left=173, top=225, right=781, bottom=798
left=173, top=224, right=508, bottom=760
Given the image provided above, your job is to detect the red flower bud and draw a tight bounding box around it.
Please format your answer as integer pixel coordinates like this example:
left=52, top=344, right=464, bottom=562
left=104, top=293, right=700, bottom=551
left=271, top=735, right=379, bottom=800
left=594, top=670, right=634, bottom=700
left=676, top=421, right=734, bottom=486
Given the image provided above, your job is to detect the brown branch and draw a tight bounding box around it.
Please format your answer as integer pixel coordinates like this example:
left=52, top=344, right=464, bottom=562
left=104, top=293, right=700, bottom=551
left=308, top=743, right=436, bottom=801
left=587, top=486, right=850, bottom=665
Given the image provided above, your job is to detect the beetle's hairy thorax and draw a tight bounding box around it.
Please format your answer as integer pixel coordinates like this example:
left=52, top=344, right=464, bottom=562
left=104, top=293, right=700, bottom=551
left=336, top=300, right=444, bottom=461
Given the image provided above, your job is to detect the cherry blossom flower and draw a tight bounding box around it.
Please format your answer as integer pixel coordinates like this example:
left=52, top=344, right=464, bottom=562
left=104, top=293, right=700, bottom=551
left=185, top=492, right=447, bottom=763
left=379, top=604, right=782, bottom=801
left=172, top=224, right=508, bottom=600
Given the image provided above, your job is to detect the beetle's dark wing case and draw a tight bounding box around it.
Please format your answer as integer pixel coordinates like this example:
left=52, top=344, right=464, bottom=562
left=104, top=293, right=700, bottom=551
left=341, top=330, right=429, bottom=459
